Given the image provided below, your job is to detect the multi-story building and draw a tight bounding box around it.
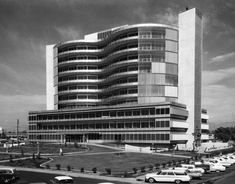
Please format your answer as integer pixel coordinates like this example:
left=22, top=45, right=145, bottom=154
left=28, top=8, right=209, bottom=149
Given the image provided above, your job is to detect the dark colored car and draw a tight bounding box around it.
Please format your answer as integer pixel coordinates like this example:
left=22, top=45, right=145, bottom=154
left=195, top=164, right=210, bottom=173
left=0, top=167, right=18, bottom=183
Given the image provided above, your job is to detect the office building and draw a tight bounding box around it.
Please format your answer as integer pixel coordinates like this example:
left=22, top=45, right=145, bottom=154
left=28, top=8, right=209, bottom=149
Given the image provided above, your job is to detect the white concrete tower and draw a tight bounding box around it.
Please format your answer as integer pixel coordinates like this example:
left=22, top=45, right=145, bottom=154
left=178, top=8, right=203, bottom=149
left=46, top=45, right=56, bottom=110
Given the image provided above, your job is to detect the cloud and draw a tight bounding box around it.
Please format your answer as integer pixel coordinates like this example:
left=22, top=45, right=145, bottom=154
left=0, top=94, right=46, bottom=131
left=202, top=67, right=235, bottom=86
left=55, top=26, right=81, bottom=41
left=210, top=52, right=235, bottom=64
left=202, top=84, right=235, bottom=124
left=154, top=8, right=178, bottom=26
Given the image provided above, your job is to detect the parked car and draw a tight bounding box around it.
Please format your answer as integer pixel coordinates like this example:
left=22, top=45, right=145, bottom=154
left=50, top=176, right=74, bottom=184
left=194, top=161, right=210, bottom=173
left=211, top=158, right=231, bottom=167
left=0, top=167, right=18, bottom=184
left=168, top=167, right=202, bottom=179
left=145, top=169, right=191, bottom=183
left=181, top=164, right=205, bottom=174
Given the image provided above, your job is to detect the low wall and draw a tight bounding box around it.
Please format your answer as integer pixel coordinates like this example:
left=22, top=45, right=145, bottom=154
left=124, top=144, right=152, bottom=153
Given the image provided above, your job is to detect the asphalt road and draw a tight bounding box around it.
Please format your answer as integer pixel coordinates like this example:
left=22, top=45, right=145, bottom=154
left=15, top=171, right=128, bottom=184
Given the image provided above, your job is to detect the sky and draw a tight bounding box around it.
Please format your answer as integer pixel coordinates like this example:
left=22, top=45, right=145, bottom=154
left=0, top=0, right=234, bottom=131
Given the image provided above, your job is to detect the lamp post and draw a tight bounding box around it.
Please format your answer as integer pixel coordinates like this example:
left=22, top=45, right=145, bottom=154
left=37, top=141, right=40, bottom=154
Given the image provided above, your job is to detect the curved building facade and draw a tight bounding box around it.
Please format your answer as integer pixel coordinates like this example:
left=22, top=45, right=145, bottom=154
left=49, top=24, right=178, bottom=110
left=30, top=8, right=209, bottom=149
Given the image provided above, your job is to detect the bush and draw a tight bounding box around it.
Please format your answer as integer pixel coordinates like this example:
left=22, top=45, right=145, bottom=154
left=148, top=165, right=153, bottom=171
left=74, top=142, right=78, bottom=148
left=140, top=166, right=145, bottom=173
left=92, top=167, right=97, bottom=173
left=56, top=164, right=61, bottom=170
left=161, top=163, right=166, bottom=168
left=37, top=152, right=41, bottom=159
left=133, top=167, right=137, bottom=174
left=105, top=168, right=111, bottom=175
left=32, top=153, right=35, bottom=160
left=155, top=163, right=160, bottom=169
left=9, top=155, right=13, bottom=162
left=46, top=164, right=50, bottom=169
left=67, top=165, right=71, bottom=171
left=80, top=167, right=84, bottom=173
left=21, top=149, right=24, bottom=156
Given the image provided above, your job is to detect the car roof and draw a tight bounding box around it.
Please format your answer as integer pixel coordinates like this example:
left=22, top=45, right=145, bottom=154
left=0, top=167, right=14, bottom=170
left=55, top=176, right=73, bottom=181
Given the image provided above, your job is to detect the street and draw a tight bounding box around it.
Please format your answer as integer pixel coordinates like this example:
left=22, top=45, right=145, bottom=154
left=15, top=171, right=128, bottom=184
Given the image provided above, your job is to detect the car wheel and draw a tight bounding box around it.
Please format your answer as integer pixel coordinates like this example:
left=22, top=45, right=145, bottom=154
left=175, top=180, right=181, bottom=184
left=148, top=177, right=156, bottom=183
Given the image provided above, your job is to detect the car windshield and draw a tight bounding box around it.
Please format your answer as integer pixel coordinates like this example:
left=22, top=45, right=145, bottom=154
left=59, top=180, right=73, bottom=184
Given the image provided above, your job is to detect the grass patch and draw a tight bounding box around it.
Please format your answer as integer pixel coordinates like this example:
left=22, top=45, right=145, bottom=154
left=0, top=143, right=88, bottom=154
left=0, top=157, right=48, bottom=168
left=50, top=152, right=182, bottom=173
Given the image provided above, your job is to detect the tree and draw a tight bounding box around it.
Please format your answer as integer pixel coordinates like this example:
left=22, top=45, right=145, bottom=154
left=214, top=127, right=235, bottom=142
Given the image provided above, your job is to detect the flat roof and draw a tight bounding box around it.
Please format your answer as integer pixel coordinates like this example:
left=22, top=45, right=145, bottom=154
left=29, top=102, right=186, bottom=115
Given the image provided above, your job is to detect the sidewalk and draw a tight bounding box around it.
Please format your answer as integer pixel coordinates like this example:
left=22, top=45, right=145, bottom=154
left=14, top=166, right=143, bottom=184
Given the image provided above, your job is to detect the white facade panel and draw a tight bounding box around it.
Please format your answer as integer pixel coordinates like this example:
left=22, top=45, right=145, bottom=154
left=46, top=45, right=55, bottom=110
left=152, top=63, right=166, bottom=73
left=201, top=114, right=209, bottom=120
left=201, top=134, right=209, bottom=140
left=84, top=33, right=98, bottom=41
left=165, top=86, right=178, bottom=97
left=165, top=28, right=178, bottom=41
left=165, top=52, right=178, bottom=63
left=201, top=124, right=209, bottom=130
left=165, top=40, right=178, bottom=52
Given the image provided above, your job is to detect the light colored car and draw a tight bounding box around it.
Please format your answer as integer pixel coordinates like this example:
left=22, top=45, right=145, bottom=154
left=209, top=163, right=226, bottom=172
left=211, top=158, right=231, bottom=167
left=50, top=176, right=74, bottom=184
left=181, top=164, right=205, bottom=174
left=220, top=156, right=235, bottom=164
left=145, top=169, right=191, bottom=183
left=168, top=167, right=202, bottom=179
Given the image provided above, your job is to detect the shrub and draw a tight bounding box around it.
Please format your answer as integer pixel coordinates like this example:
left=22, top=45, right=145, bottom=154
left=133, top=167, right=137, bottom=174
left=140, top=166, right=145, bottom=173
left=161, top=163, right=166, bottom=168
left=92, top=167, right=97, bottom=173
left=9, top=155, right=13, bottom=162
left=37, top=152, right=41, bottom=159
left=74, top=142, right=78, bottom=148
left=148, top=165, right=153, bottom=171
left=56, top=164, right=61, bottom=170
left=80, top=167, right=84, bottom=173
left=105, top=168, right=111, bottom=175
left=32, top=153, right=35, bottom=160
left=21, top=149, right=24, bottom=156
left=67, top=165, right=71, bottom=171
left=46, top=164, right=50, bottom=169
left=155, top=163, right=160, bottom=169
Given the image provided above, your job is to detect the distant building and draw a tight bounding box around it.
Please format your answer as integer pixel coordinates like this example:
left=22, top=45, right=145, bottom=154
left=28, top=8, right=209, bottom=150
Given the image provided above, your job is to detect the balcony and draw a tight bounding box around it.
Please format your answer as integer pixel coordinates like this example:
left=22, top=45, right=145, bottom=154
left=201, top=134, right=209, bottom=140
left=201, top=123, right=209, bottom=130
left=171, top=121, right=188, bottom=129
left=170, top=133, right=188, bottom=141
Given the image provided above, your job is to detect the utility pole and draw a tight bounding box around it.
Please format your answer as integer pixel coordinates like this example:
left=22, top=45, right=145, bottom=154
left=17, top=119, right=19, bottom=146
